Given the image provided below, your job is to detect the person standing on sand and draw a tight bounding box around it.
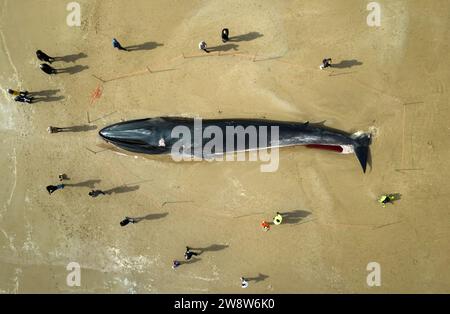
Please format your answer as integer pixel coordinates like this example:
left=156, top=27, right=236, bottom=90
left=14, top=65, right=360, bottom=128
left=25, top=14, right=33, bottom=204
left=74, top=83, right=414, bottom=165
left=13, top=95, right=33, bottom=104
left=7, top=89, right=33, bottom=103
left=378, top=194, right=397, bottom=207
left=221, top=28, right=229, bottom=43
left=261, top=220, right=270, bottom=231
left=198, top=41, right=209, bottom=53
left=320, top=58, right=332, bottom=69
left=36, top=50, right=55, bottom=63
left=40, top=63, right=57, bottom=75
left=240, top=277, right=249, bottom=288
left=46, top=184, right=65, bottom=195
left=7, top=88, right=29, bottom=97
left=184, top=247, right=199, bottom=260
left=120, top=217, right=139, bottom=226
left=112, top=38, right=128, bottom=51
left=172, top=260, right=181, bottom=269
left=273, top=212, right=283, bottom=225
left=47, top=126, right=65, bottom=133
left=88, top=190, right=106, bottom=198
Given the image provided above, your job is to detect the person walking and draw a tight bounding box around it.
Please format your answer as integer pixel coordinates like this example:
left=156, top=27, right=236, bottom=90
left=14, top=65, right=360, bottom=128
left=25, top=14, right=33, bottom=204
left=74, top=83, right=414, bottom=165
left=261, top=220, right=270, bottom=232
left=240, top=277, right=249, bottom=288
left=36, top=50, right=55, bottom=63
left=184, top=247, right=199, bottom=260
left=172, top=260, right=181, bottom=269
left=47, top=126, right=65, bottom=133
left=119, top=217, right=139, bottom=226
left=221, top=28, right=229, bottom=43
left=40, top=63, right=57, bottom=75
left=7, top=89, right=33, bottom=103
left=112, top=38, right=128, bottom=51
left=88, top=190, right=106, bottom=197
left=273, top=212, right=283, bottom=225
left=13, top=95, right=33, bottom=103
left=320, top=58, right=332, bottom=69
left=46, top=184, right=65, bottom=195
left=378, top=194, right=396, bottom=208
left=7, top=88, right=29, bottom=97
left=198, top=41, right=209, bottom=53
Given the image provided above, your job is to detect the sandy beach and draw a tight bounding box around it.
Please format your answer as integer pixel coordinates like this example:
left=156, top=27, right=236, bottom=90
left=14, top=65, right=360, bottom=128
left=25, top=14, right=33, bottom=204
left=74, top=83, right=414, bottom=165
left=0, top=0, right=449, bottom=293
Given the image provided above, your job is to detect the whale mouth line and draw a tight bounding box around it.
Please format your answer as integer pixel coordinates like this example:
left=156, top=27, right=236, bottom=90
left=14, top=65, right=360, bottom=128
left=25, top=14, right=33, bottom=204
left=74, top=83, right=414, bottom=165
left=306, top=144, right=343, bottom=153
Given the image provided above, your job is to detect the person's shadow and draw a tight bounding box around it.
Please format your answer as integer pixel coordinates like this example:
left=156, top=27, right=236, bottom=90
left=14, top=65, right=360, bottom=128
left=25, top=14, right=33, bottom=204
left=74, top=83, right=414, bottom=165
left=280, top=210, right=312, bottom=224
left=125, top=42, right=164, bottom=51
left=132, top=212, right=168, bottom=223
left=384, top=193, right=402, bottom=201
left=178, top=258, right=202, bottom=266
left=104, top=185, right=140, bottom=195
left=54, top=53, right=88, bottom=63
left=57, top=65, right=89, bottom=75
left=228, top=32, right=264, bottom=42
left=207, top=43, right=239, bottom=52
left=188, top=244, right=229, bottom=255
left=29, top=89, right=60, bottom=97
left=246, top=273, right=269, bottom=283
left=65, top=179, right=101, bottom=188
left=332, top=59, right=363, bottom=69
left=29, top=89, right=64, bottom=103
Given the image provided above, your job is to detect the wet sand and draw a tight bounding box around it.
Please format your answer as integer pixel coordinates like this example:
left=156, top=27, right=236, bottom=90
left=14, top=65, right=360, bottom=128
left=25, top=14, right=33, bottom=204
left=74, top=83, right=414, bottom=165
left=0, top=0, right=449, bottom=293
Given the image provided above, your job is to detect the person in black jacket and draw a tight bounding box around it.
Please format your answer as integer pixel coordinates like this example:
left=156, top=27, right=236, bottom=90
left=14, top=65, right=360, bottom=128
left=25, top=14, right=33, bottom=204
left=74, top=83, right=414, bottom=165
left=40, top=63, right=57, bottom=75
left=184, top=247, right=199, bottom=260
left=221, top=28, right=229, bottom=43
left=36, top=50, right=55, bottom=63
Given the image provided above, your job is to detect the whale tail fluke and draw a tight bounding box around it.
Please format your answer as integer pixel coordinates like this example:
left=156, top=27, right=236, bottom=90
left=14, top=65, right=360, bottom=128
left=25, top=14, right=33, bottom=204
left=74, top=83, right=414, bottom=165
left=352, top=132, right=371, bottom=173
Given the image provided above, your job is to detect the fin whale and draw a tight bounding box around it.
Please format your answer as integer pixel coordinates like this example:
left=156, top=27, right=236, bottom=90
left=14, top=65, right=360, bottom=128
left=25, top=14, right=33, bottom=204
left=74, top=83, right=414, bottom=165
left=99, top=117, right=371, bottom=172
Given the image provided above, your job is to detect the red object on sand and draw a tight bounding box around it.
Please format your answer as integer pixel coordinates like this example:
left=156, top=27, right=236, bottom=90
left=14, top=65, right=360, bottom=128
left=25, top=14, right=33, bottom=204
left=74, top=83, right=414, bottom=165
left=306, top=144, right=343, bottom=153
left=90, top=85, right=103, bottom=105
left=261, top=220, right=270, bottom=230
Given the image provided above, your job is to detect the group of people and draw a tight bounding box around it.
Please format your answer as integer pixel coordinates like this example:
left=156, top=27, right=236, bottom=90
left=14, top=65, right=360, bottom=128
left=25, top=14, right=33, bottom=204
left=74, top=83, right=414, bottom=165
left=4, top=50, right=58, bottom=104
left=198, top=28, right=230, bottom=53
left=37, top=49, right=60, bottom=75
left=10, top=30, right=400, bottom=290
left=172, top=247, right=201, bottom=269
left=261, top=212, right=283, bottom=232
left=6, top=88, right=33, bottom=104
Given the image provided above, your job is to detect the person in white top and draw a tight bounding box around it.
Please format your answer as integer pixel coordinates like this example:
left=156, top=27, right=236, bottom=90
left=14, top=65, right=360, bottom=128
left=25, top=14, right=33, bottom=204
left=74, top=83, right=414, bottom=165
left=198, top=41, right=209, bottom=53
left=240, top=277, right=249, bottom=288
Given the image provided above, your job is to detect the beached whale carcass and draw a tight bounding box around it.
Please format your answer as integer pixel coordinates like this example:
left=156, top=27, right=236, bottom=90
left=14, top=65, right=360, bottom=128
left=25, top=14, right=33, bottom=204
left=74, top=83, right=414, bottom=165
left=99, top=117, right=371, bottom=172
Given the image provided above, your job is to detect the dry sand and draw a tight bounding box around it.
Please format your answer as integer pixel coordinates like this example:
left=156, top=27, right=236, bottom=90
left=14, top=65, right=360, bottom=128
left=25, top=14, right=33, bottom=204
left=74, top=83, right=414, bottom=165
left=0, top=0, right=449, bottom=293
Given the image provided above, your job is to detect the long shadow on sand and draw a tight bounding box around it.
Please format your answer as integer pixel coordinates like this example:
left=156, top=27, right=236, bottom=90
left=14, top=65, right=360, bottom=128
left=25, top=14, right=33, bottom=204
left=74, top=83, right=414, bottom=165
left=188, top=244, right=229, bottom=255
left=246, top=273, right=269, bottom=283
left=125, top=42, right=164, bottom=51
left=279, top=210, right=312, bottom=224
left=65, top=179, right=101, bottom=188
left=57, top=65, right=89, bottom=75
left=105, top=185, right=140, bottom=195
left=228, top=32, right=264, bottom=42
left=133, top=213, right=169, bottom=223
left=332, top=59, right=363, bottom=69
left=54, top=53, right=88, bottom=63
left=207, top=43, right=239, bottom=52
left=178, top=258, right=202, bottom=267
left=29, top=89, right=64, bottom=103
